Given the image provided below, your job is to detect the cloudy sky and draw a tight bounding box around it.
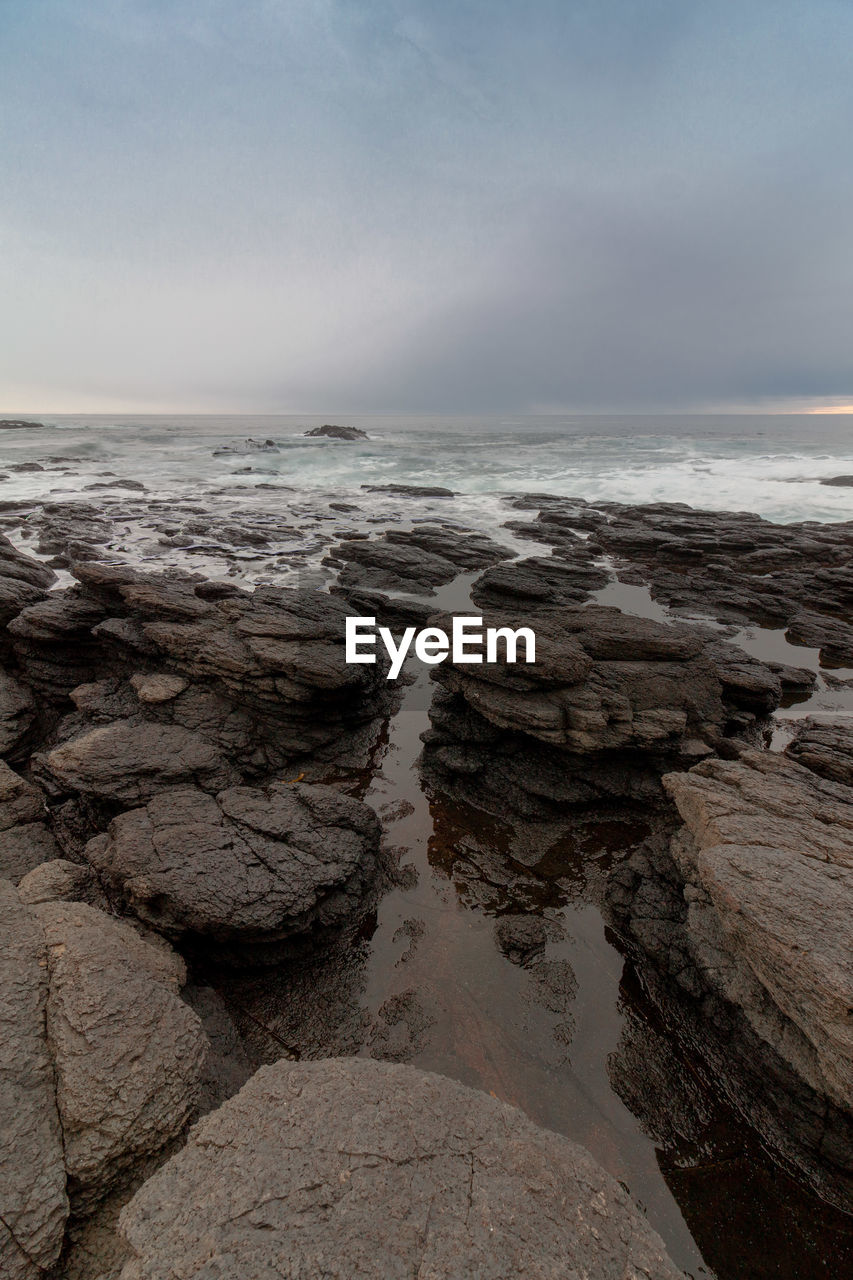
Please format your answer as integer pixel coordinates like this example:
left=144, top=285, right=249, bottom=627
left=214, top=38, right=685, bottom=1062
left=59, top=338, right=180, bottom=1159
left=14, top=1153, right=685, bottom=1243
left=2, top=0, right=852, bottom=413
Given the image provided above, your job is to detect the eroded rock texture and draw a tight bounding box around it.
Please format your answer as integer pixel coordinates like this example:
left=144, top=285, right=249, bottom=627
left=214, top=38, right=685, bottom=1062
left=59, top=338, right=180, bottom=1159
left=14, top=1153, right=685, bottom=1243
left=85, top=781, right=381, bottom=955
left=0, top=878, right=209, bottom=1266
left=422, top=604, right=779, bottom=818
left=117, top=1057, right=681, bottom=1280
left=610, top=745, right=853, bottom=1206
left=11, top=564, right=392, bottom=772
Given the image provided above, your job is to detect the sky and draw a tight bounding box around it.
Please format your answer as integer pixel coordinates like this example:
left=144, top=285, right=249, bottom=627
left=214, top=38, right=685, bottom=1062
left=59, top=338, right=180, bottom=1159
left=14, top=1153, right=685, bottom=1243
left=1, top=0, right=852, bottom=414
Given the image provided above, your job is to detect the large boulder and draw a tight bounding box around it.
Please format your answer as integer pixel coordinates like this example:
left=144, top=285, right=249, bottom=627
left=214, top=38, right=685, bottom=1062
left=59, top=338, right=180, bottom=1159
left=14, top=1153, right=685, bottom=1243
left=117, top=1058, right=681, bottom=1280
left=0, top=881, right=67, bottom=1280
left=36, top=900, right=208, bottom=1212
left=0, top=879, right=209, bottom=1248
left=85, top=782, right=381, bottom=953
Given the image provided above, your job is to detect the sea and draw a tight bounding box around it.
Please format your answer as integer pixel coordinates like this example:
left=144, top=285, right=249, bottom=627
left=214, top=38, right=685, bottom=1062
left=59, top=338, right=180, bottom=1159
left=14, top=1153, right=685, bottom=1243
left=2, top=412, right=852, bottom=523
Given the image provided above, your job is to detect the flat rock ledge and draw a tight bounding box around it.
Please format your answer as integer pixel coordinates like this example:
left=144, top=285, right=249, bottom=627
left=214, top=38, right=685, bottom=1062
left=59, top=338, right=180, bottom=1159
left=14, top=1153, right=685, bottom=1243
left=117, top=1057, right=681, bottom=1280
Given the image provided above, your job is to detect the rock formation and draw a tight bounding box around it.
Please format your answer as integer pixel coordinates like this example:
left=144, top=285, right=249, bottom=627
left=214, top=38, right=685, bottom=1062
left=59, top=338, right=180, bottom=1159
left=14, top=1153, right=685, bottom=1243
left=116, top=1057, right=681, bottom=1280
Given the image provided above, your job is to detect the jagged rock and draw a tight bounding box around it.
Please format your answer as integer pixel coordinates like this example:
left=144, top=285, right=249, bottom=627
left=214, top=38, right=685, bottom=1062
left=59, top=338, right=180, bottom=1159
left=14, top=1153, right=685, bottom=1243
left=12, top=569, right=391, bottom=768
left=422, top=605, right=746, bottom=817
left=786, top=611, right=853, bottom=665
left=0, top=533, right=56, bottom=646
left=84, top=782, right=381, bottom=953
left=328, top=537, right=460, bottom=592
left=785, top=717, right=853, bottom=786
left=36, top=900, right=208, bottom=1212
left=382, top=525, right=511, bottom=570
left=0, top=881, right=68, bottom=1279
left=471, top=554, right=609, bottom=609
left=0, top=418, right=44, bottom=429
left=117, top=1058, right=681, bottom=1280
left=820, top=475, right=853, bottom=486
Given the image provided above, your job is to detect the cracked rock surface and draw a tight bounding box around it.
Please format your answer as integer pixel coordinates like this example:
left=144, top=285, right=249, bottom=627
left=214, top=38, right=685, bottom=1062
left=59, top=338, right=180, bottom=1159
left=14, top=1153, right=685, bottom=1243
left=84, top=781, right=381, bottom=950
left=117, top=1057, right=681, bottom=1280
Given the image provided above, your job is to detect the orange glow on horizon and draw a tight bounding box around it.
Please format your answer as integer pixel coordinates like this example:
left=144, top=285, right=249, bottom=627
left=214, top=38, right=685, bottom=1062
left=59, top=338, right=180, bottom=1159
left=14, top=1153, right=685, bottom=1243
left=808, top=403, right=853, bottom=414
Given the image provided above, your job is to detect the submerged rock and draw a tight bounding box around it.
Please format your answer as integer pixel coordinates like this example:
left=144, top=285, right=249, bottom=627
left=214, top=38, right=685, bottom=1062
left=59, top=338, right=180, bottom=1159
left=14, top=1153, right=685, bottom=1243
left=117, top=1057, right=681, bottom=1280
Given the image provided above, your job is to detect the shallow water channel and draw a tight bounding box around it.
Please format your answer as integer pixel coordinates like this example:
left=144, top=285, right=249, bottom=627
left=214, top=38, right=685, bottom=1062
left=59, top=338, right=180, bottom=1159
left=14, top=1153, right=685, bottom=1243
left=214, top=569, right=853, bottom=1279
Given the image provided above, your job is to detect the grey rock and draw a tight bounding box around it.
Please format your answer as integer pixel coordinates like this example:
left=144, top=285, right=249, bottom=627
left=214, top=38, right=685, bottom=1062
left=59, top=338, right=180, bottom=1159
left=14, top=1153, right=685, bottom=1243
left=785, top=717, right=853, bottom=786
left=0, top=761, right=60, bottom=883
left=35, top=900, right=208, bottom=1211
left=304, top=424, right=368, bottom=440
left=0, top=881, right=68, bottom=1279
left=0, top=670, right=37, bottom=759
left=117, top=1058, right=681, bottom=1280
left=18, top=859, right=107, bottom=908
left=84, top=781, right=381, bottom=950
left=33, top=721, right=238, bottom=805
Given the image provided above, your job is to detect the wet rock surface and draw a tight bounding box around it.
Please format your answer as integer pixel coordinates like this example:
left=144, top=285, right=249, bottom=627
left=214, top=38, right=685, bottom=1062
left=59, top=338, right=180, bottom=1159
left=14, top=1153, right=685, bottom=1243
left=117, top=1057, right=682, bottom=1280
left=0, top=492, right=850, bottom=1276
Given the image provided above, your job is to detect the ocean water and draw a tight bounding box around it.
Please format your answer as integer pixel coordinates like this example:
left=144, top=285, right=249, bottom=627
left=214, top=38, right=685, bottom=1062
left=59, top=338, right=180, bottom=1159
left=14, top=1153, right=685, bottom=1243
left=2, top=412, right=852, bottom=523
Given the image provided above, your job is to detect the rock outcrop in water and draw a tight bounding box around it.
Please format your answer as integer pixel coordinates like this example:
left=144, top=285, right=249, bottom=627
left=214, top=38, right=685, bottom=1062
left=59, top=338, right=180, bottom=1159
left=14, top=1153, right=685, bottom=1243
left=509, top=497, right=853, bottom=664
left=304, top=424, right=368, bottom=440
left=422, top=602, right=781, bottom=818
left=116, top=1057, right=682, bottom=1280
left=609, top=739, right=853, bottom=1208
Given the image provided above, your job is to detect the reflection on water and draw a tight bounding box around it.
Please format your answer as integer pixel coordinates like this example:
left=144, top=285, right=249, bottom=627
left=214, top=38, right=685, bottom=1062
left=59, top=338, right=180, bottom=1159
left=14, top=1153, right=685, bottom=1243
left=213, top=646, right=852, bottom=1279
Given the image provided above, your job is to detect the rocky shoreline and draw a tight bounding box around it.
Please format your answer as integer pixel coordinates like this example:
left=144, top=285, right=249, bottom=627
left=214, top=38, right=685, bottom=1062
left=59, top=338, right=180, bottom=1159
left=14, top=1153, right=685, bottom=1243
left=0, top=487, right=851, bottom=1278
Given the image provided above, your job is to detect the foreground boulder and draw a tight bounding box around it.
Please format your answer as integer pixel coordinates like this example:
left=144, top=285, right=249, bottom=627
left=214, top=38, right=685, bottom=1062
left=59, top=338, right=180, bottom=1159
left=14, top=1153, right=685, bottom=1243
left=39, top=900, right=208, bottom=1212
left=85, top=782, right=381, bottom=955
left=0, top=879, right=209, bottom=1257
left=610, top=744, right=853, bottom=1206
left=117, top=1057, right=681, bottom=1280
left=0, top=881, right=67, bottom=1280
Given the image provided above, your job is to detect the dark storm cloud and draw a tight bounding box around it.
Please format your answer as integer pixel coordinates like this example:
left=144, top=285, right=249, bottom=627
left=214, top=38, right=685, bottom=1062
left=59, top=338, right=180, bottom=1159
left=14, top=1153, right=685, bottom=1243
left=1, top=0, right=851, bottom=410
